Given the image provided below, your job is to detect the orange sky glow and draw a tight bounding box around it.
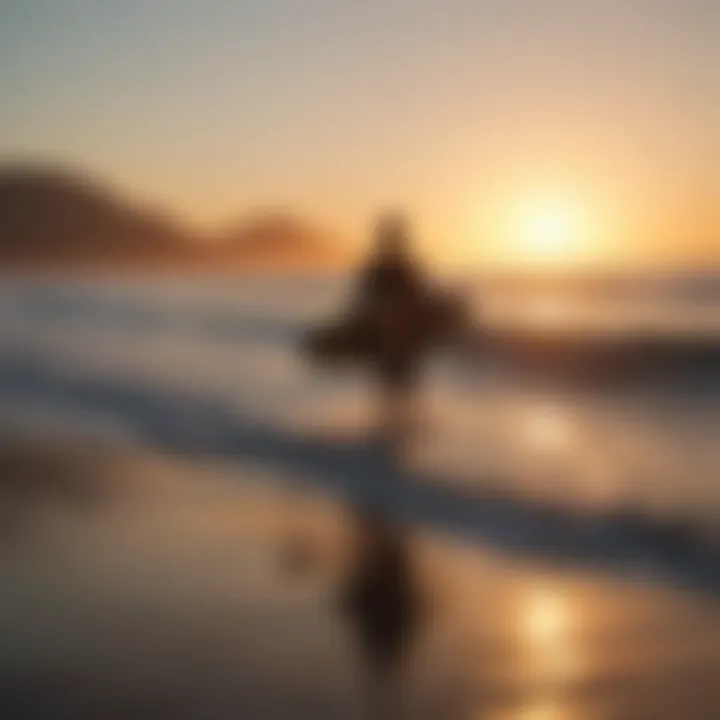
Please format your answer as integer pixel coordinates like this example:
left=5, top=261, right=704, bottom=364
left=1, top=1, right=718, bottom=270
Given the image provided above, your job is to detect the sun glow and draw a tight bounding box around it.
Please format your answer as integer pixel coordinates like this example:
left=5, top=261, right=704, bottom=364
left=516, top=199, right=584, bottom=264
left=474, top=191, right=604, bottom=269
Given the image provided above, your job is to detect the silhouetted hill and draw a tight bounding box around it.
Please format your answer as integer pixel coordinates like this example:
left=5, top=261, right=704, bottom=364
left=0, top=164, right=347, bottom=270
left=212, top=212, right=348, bottom=268
left=0, top=165, right=196, bottom=266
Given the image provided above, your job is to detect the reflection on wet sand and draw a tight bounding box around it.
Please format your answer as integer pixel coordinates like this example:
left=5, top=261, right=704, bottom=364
left=517, top=585, right=581, bottom=720
left=464, top=564, right=720, bottom=720
left=513, top=701, right=567, bottom=720
left=523, top=586, right=571, bottom=657
left=0, top=440, right=717, bottom=719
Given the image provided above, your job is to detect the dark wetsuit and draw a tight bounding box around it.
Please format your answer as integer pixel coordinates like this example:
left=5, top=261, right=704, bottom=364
left=353, top=254, right=429, bottom=393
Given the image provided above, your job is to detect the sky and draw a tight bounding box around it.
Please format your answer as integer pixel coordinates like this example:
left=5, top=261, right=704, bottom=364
left=1, top=0, right=718, bottom=268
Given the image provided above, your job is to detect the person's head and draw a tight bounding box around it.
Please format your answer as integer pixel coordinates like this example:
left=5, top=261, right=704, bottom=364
left=373, top=212, right=412, bottom=260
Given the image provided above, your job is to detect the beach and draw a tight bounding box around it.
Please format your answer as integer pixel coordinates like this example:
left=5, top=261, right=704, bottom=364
left=0, top=274, right=717, bottom=718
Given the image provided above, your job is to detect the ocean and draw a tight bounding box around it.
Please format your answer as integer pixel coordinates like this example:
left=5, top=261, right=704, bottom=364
left=0, top=272, right=716, bottom=525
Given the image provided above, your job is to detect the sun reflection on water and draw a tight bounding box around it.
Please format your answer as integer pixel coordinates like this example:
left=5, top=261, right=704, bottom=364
left=520, top=403, right=575, bottom=455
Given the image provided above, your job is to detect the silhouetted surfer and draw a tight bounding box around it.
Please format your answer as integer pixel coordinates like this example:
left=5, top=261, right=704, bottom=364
left=352, top=214, right=430, bottom=444
left=354, top=213, right=425, bottom=315
left=304, top=213, right=472, bottom=448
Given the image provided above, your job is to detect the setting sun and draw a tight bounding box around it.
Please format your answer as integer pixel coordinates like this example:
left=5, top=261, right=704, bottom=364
left=474, top=190, right=607, bottom=270
left=514, top=199, right=586, bottom=265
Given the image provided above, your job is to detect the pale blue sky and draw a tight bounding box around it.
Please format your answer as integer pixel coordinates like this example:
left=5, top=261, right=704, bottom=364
left=1, top=1, right=718, bottom=263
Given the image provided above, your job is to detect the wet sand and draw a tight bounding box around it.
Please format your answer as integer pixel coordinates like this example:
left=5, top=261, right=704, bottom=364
left=0, top=439, right=717, bottom=719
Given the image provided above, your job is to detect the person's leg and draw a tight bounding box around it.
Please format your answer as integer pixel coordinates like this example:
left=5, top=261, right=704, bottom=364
left=379, top=363, right=421, bottom=452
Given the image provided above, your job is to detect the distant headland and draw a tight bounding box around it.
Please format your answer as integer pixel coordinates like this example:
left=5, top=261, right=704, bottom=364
left=0, top=163, right=350, bottom=272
